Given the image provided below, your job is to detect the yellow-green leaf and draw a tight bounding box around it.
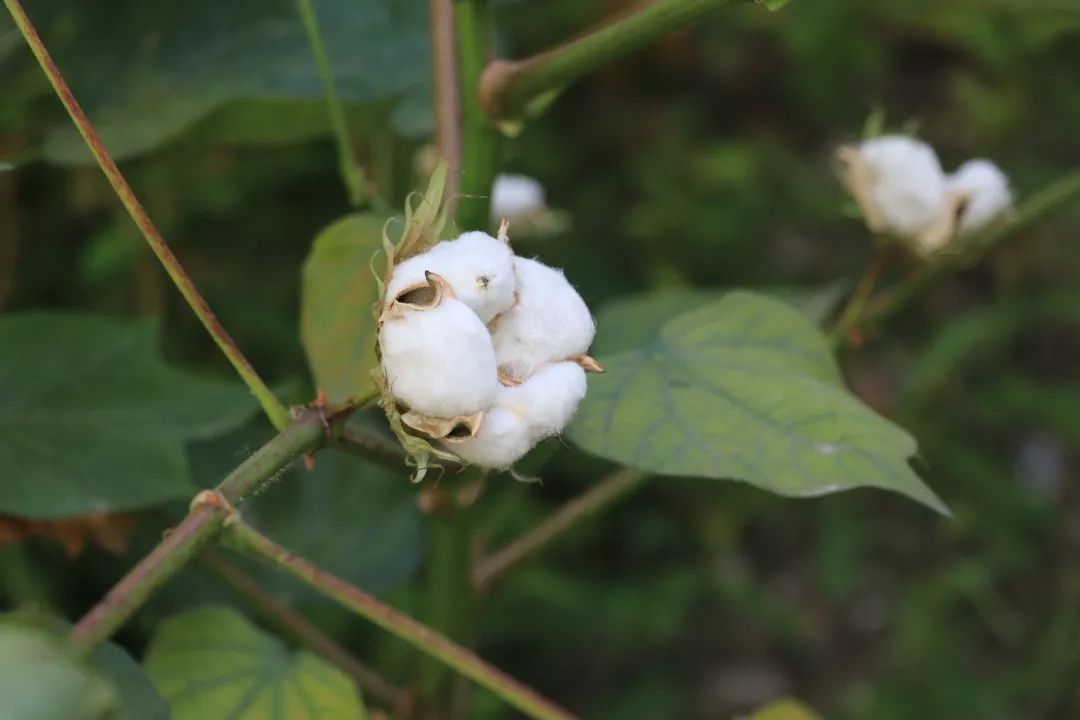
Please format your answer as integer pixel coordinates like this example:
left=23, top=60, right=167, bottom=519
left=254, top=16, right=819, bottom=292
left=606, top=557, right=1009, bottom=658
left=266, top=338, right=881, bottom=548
left=745, top=698, right=823, bottom=720
left=567, top=291, right=947, bottom=514
left=300, top=213, right=387, bottom=404
left=145, top=606, right=366, bottom=720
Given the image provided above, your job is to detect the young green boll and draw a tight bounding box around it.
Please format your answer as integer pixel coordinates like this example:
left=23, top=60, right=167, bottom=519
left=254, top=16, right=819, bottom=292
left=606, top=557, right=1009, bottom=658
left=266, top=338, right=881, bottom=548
left=849, top=135, right=948, bottom=237
left=385, top=232, right=516, bottom=323
left=443, top=361, right=588, bottom=468
left=489, top=257, right=596, bottom=381
left=948, top=159, right=1011, bottom=235
left=379, top=274, right=499, bottom=418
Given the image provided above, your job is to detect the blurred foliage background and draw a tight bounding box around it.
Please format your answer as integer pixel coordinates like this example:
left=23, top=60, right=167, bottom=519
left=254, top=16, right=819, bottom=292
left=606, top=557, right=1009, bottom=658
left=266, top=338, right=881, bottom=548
left=2, top=0, right=1080, bottom=718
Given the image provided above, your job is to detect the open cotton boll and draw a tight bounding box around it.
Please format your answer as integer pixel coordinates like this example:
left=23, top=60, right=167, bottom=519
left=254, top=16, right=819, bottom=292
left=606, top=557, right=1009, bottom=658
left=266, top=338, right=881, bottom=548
left=854, top=135, right=948, bottom=237
left=509, top=361, right=588, bottom=439
left=444, top=363, right=586, bottom=468
left=379, top=295, right=499, bottom=418
left=385, top=232, right=516, bottom=323
left=491, top=174, right=546, bottom=224
left=489, top=257, right=595, bottom=381
left=948, top=159, right=1011, bottom=235
left=442, top=404, right=535, bottom=469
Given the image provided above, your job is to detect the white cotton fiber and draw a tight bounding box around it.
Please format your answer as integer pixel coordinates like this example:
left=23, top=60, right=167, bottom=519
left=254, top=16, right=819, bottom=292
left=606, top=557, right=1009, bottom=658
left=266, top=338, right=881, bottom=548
left=443, top=404, right=534, bottom=468
left=386, top=232, right=516, bottom=323
left=948, top=159, right=1011, bottom=235
left=489, top=257, right=596, bottom=381
left=444, top=361, right=587, bottom=468
left=379, top=296, right=499, bottom=417
left=491, top=174, right=546, bottom=223
left=857, top=135, right=948, bottom=237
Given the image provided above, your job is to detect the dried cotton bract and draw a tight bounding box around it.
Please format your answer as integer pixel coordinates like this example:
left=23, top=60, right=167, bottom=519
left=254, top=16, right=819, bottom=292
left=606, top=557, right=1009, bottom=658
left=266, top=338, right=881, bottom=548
left=379, top=273, right=499, bottom=418
left=385, top=232, right=516, bottom=323
left=490, top=257, right=596, bottom=381
left=948, top=159, right=1012, bottom=235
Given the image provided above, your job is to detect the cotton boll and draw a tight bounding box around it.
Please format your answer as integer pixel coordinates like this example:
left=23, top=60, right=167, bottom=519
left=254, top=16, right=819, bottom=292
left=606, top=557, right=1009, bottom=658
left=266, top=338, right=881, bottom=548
left=385, top=232, right=515, bottom=323
left=490, top=257, right=595, bottom=381
left=854, top=135, right=948, bottom=237
left=509, top=362, right=588, bottom=439
left=948, top=159, right=1011, bottom=235
left=379, top=294, right=499, bottom=417
left=443, top=404, right=535, bottom=469
left=491, top=174, right=546, bottom=224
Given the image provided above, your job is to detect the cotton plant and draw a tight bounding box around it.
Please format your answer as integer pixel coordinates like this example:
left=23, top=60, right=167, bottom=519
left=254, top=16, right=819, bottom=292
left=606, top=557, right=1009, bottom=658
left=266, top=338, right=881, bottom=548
left=837, top=134, right=1013, bottom=256
left=375, top=201, right=602, bottom=478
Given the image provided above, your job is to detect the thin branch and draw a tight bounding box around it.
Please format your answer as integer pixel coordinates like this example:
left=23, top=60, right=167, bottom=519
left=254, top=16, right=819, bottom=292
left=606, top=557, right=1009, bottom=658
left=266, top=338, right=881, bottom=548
left=295, top=0, right=366, bottom=207
left=829, top=243, right=890, bottom=345
left=332, top=423, right=407, bottom=471
left=201, top=550, right=411, bottom=713
left=473, top=468, right=647, bottom=591
left=2, top=0, right=291, bottom=430
left=478, top=0, right=745, bottom=121
left=454, top=0, right=500, bottom=231
left=223, top=519, right=578, bottom=720
left=430, top=0, right=462, bottom=211
left=857, top=170, right=1080, bottom=337
left=70, top=412, right=327, bottom=653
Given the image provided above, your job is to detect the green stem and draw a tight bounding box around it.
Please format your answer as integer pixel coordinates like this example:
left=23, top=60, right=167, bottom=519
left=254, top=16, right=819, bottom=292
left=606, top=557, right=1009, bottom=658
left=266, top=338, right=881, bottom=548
left=295, top=0, right=366, bottom=207
left=201, top=550, right=409, bottom=712
left=420, top=505, right=475, bottom=714
left=3, top=0, right=291, bottom=430
left=223, top=519, right=577, bottom=720
left=478, top=0, right=745, bottom=120
left=454, top=0, right=500, bottom=231
left=473, top=468, right=647, bottom=592
left=829, top=243, right=889, bottom=345
left=69, top=413, right=326, bottom=653
left=858, top=170, right=1080, bottom=338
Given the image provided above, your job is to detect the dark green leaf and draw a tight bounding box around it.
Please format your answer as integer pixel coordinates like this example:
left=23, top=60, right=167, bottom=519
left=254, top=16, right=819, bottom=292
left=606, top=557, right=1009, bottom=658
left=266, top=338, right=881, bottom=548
left=568, top=292, right=947, bottom=513
left=0, top=616, right=116, bottom=720
left=91, top=640, right=171, bottom=720
left=300, top=214, right=387, bottom=404
left=144, top=605, right=366, bottom=719
left=0, top=313, right=256, bottom=518
left=38, top=0, right=430, bottom=163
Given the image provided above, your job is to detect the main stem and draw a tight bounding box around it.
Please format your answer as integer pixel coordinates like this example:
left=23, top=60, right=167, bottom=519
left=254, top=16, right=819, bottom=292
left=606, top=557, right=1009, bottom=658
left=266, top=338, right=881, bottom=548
left=3, top=0, right=290, bottom=430
left=295, top=0, right=366, bottom=207
left=479, top=0, right=744, bottom=120
left=224, top=519, right=577, bottom=720
left=454, top=0, right=499, bottom=231
left=70, top=414, right=326, bottom=653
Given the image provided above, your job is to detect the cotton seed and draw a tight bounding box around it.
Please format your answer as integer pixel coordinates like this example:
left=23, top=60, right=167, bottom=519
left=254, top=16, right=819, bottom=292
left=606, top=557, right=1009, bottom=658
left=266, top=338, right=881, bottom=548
left=489, top=257, right=596, bottom=381
left=385, top=231, right=516, bottom=323
left=379, top=276, right=499, bottom=418
left=848, top=135, right=948, bottom=238
left=948, top=159, right=1012, bottom=235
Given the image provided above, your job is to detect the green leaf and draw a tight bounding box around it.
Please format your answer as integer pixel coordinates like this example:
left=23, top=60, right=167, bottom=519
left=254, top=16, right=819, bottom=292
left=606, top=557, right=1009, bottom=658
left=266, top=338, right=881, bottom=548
left=0, top=161, right=13, bottom=173
left=145, top=606, right=366, bottom=720
left=744, top=699, right=822, bottom=720
left=300, top=214, right=387, bottom=404
left=0, top=616, right=116, bottom=720
left=0, top=313, right=256, bottom=518
left=762, top=0, right=794, bottom=11
left=38, top=0, right=430, bottom=163
left=92, top=639, right=171, bottom=720
left=567, top=292, right=947, bottom=514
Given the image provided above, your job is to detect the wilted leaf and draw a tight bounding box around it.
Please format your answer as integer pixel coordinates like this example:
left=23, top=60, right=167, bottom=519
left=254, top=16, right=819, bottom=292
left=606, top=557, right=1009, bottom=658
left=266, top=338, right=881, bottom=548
left=567, top=292, right=947, bottom=513
left=34, top=0, right=430, bottom=163
left=0, top=616, right=116, bottom=720
left=0, top=512, right=137, bottom=556
left=145, top=605, right=366, bottom=720
left=0, top=313, right=256, bottom=518
left=300, top=214, right=387, bottom=404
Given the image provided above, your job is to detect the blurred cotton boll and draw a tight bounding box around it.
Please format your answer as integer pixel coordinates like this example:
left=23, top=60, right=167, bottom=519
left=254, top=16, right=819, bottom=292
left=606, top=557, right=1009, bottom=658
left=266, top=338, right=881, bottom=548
left=948, top=159, right=1012, bottom=235
left=385, top=232, right=516, bottom=323
left=490, top=257, right=596, bottom=381
left=491, top=174, right=546, bottom=223
left=839, top=135, right=949, bottom=241
left=378, top=275, right=500, bottom=418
